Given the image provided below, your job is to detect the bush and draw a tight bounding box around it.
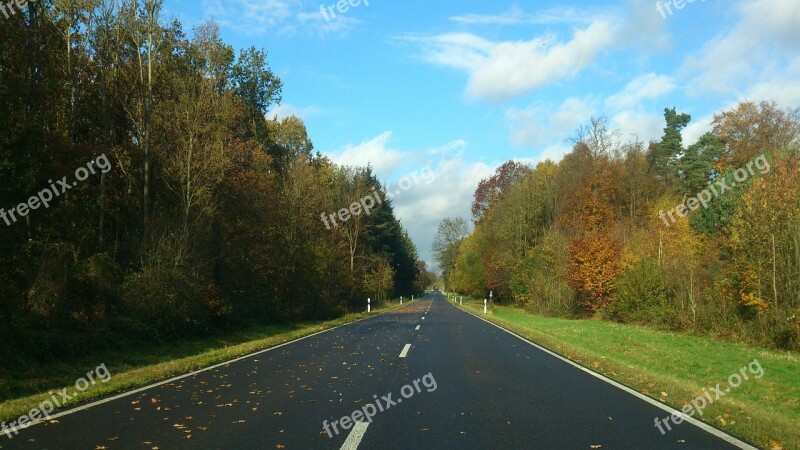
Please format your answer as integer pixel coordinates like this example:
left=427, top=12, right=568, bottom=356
left=122, top=265, right=229, bottom=339
left=604, top=258, right=674, bottom=326
left=513, top=231, right=578, bottom=317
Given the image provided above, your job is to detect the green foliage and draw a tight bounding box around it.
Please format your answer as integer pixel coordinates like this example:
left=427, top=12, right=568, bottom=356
left=604, top=258, right=673, bottom=325
left=511, top=231, right=577, bottom=316
left=0, top=5, right=419, bottom=367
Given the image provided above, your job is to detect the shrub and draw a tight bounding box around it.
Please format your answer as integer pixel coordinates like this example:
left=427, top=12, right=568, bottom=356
left=604, top=258, right=673, bottom=325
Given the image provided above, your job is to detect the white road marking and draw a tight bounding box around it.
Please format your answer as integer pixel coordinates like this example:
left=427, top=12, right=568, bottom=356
left=457, top=308, right=759, bottom=450
left=415, top=325, right=420, bottom=330
left=422, top=317, right=425, bottom=320
left=399, top=343, right=412, bottom=358
left=340, top=421, right=370, bottom=450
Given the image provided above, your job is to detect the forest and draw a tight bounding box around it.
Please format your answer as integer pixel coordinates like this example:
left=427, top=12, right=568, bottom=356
left=437, top=103, right=800, bottom=350
left=0, top=1, right=431, bottom=374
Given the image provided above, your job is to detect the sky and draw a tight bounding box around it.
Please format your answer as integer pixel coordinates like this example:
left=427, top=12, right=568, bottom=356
left=164, top=0, right=800, bottom=268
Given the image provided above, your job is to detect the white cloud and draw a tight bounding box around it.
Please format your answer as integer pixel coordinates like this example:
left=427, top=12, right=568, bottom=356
left=296, top=9, right=361, bottom=36
left=324, top=134, right=487, bottom=267
left=683, top=113, right=715, bottom=146
left=407, top=20, right=619, bottom=102
left=201, top=0, right=360, bottom=36
left=268, top=103, right=323, bottom=121
left=427, top=139, right=468, bottom=156
left=202, top=0, right=297, bottom=35
left=610, top=110, right=664, bottom=143
left=681, top=0, right=800, bottom=98
left=606, top=73, right=676, bottom=110
left=393, top=155, right=493, bottom=268
left=507, top=97, right=596, bottom=148
left=450, top=5, right=602, bottom=26
left=326, top=132, right=406, bottom=175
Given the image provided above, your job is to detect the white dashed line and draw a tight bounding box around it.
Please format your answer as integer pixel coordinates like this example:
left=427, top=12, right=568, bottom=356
left=399, top=343, right=412, bottom=358
left=340, top=421, right=370, bottom=450
left=415, top=325, right=420, bottom=331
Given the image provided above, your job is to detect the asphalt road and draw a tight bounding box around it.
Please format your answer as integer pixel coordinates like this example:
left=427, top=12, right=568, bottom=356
left=1, top=293, right=755, bottom=449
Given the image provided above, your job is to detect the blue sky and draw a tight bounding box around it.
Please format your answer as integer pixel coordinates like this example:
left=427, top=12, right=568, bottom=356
left=165, top=0, right=800, bottom=267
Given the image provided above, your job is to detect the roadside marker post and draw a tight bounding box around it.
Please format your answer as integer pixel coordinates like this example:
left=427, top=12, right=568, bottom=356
left=483, top=299, right=487, bottom=314
left=368, top=298, right=371, bottom=313
left=400, top=296, right=403, bottom=305
left=460, top=297, right=462, bottom=305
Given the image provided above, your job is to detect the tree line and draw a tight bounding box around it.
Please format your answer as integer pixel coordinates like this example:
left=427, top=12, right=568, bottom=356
left=0, top=0, right=432, bottom=373
left=435, top=102, right=800, bottom=350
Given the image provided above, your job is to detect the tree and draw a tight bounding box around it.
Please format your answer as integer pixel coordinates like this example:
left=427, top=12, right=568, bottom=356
left=471, top=161, right=532, bottom=223
left=568, top=116, right=621, bottom=158
left=648, top=107, right=691, bottom=186
left=231, top=47, right=282, bottom=144
left=677, top=132, right=725, bottom=196
left=432, top=217, right=469, bottom=285
left=713, top=101, right=800, bottom=170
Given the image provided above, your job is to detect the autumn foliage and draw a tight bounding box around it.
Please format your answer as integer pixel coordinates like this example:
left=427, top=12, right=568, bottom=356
left=448, top=104, right=800, bottom=349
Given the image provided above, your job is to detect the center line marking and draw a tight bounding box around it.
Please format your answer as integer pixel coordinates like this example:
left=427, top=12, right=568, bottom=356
left=399, top=343, right=412, bottom=358
left=340, top=421, right=370, bottom=450
left=415, top=325, right=420, bottom=330
left=422, top=317, right=425, bottom=320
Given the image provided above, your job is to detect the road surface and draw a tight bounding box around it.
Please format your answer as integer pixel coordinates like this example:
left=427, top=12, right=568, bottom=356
left=2, top=293, right=755, bottom=449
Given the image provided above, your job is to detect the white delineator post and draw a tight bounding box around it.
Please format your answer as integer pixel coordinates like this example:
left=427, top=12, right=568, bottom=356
left=368, top=298, right=371, bottom=313
left=400, top=296, right=403, bottom=305
left=460, top=297, right=462, bottom=306
left=483, top=299, right=487, bottom=314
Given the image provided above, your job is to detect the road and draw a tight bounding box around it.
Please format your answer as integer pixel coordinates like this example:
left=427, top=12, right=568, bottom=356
left=2, top=293, right=755, bottom=449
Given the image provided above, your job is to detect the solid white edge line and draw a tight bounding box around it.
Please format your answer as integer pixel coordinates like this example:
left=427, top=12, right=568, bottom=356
left=340, top=421, right=370, bottom=450
left=399, top=343, right=412, bottom=358
left=1, top=305, right=409, bottom=437
left=451, top=303, right=759, bottom=450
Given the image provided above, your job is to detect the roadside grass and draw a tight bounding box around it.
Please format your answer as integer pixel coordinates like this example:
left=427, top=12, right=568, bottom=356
left=0, top=299, right=410, bottom=425
left=449, top=294, right=799, bottom=450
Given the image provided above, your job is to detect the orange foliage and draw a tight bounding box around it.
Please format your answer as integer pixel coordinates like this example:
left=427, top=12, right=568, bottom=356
left=568, top=234, right=625, bottom=311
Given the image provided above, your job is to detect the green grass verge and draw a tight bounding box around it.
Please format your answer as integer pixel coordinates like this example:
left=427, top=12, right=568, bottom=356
left=448, top=294, right=799, bottom=450
left=0, top=299, right=410, bottom=425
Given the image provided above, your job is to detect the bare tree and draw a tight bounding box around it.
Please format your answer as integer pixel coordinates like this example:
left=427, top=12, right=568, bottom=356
left=568, top=116, right=621, bottom=158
